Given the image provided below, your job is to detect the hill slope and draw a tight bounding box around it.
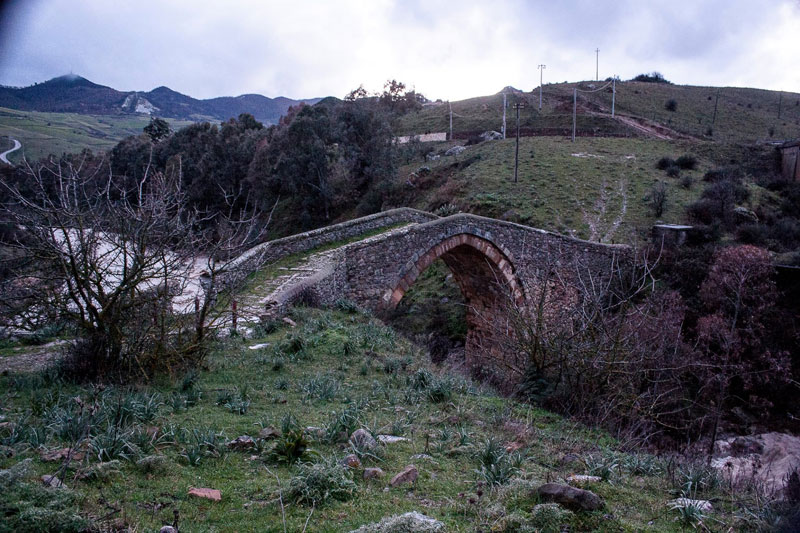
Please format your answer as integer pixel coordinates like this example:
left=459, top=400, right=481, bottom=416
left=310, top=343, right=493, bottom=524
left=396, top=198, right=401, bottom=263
left=0, top=74, right=321, bottom=124
left=394, top=81, right=800, bottom=144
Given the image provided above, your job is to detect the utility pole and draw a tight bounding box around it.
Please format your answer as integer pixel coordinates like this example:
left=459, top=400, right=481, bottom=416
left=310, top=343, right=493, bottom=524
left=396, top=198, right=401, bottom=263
left=513, top=102, right=525, bottom=183
left=611, top=76, right=616, bottom=118
left=448, top=100, right=453, bottom=140
left=502, top=93, right=507, bottom=139
left=778, top=91, right=783, bottom=119
left=595, top=48, right=599, bottom=81
left=572, top=88, right=577, bottom=142
left=537, top=64, right=546, bottom=110
left=712, top=88, right=720, bottom=127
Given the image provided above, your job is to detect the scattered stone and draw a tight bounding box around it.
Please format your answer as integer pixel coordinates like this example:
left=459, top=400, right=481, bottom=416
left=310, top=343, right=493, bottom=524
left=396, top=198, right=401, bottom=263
left=711, top=432, right=800, bottom=499
left=258, top=426, right=281, bottom=440
left=669, top=498, right=712, bottom=512
left=377, top=435, right=409, bottom=444
left=364, top=467, right=385, bottom=480
left=536, top=483, right=604, bottom=511
left=390, top=465, right=418, bottom=487
left=227, top=435, right=256, bottom=451
left=567, top=474, right=602, bottom=485
left=559, top=453, right=582, bottom=466
left=41, top=474, right=64, bottom=488
left=248, top=343, right=271, bottom=350
left=160, top=527, right=178, bottom=533
left=188, top=487, right=221, bottom=502
left=445, top=145, right=466, bottom=156
left=349, top=511, right=444, bottom=532
left=733, top=206, right=759, bottom=223
left=282, top=317, right=297, bottom=327
left=341, top=454, right=362, bottom=469
left=306, top=426, right=326, bottom=439
left=350, top=428, right=379, bottom=451
left=479, top=130, right=503, bottom=141
left=40, top=447, right=84, bottom=462
left=425, top=153, right=440, bottom=162
left=410, top=453, right=434, bottom=461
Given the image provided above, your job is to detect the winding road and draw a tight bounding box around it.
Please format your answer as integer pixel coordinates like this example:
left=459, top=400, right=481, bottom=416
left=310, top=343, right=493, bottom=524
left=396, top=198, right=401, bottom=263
left=1, top=137, right=21, bottom=165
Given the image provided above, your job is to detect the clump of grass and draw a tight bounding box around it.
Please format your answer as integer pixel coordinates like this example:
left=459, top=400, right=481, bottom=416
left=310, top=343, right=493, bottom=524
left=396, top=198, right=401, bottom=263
left=583, top=452, right=621, bottom=482
left=266, top=428, right=314, bottom=465
left=301, top=373, right=340, bottom=403
left=323, top=406, right=362, bottom=444
left=286, top=457, right=357, bottom=506
left=474, top=438, right=520, bottom=486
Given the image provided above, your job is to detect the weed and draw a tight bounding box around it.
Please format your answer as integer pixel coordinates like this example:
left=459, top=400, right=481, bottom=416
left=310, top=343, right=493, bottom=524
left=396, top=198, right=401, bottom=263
left=266, top=428, right=314, bottom=465
left=90, top=425, right=135, bottom=462
left=301, top=373, right=340, bottom=403
left=583, top=452, right=620, bottom=482
left=334, top=299, right=360, bottom=314
left=323, top=406, right=362, bottom=444
left=286, top=456, right=357, bottom=506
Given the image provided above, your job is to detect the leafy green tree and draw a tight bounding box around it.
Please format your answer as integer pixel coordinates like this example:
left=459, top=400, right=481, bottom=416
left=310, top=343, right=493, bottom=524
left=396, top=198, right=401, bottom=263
left=143, top=117, right=171, bottom=142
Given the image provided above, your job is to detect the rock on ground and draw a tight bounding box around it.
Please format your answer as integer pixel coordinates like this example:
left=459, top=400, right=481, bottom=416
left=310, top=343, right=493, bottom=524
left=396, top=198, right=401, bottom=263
left=669, top=498, right=712, bottom=512
left=445, top=145, right=465, bottom=156
left=711, top=432, right=800, bottom=499
left=390, top=465, right=419, bottom=487
left=227, top=435, right=256, bottom=451
left=536, top=482, right=604, bottom=511
left=188, top=487, right=221, bottom=501
left=350, top=428, right=379, bottom=451
left=349, top=511, right=444, bottom=532
left=364, top=467, right=385, bottom=480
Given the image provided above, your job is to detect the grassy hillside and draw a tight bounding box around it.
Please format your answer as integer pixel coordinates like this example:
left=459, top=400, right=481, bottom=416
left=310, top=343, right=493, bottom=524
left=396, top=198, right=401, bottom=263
left=390, top=136, right=739, bottom=242
left=394, top=82, right=800, bottom=144
left=0, top=306, right=776, bottom=532
left=0, top=107, right=194, bottom=163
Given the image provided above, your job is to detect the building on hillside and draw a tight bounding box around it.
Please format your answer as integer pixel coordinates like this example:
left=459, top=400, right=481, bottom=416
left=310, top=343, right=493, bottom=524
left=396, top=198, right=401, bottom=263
left=779, top=140, right=800, bottom=181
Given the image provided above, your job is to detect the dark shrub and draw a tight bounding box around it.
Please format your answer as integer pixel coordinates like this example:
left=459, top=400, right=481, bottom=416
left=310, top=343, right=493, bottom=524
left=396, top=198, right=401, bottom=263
left=632, top=72, right=671, bottom=84
left=665, top=99, right=678, bottom=112
left=687, top=198, right=721, bottom=225
left=676, top=155, right=697, bottom=170
left=656, top=157, right=675, bottom=170
left=736, top=223, right=770, bottom=246
left=771, top=218, right=800, bottom=250
left=702, top=180, right=750, bottom=204
left=705, top=127, right=713, bottom=137
left=680, top=175, right=694, bottom=189
left=703, top=166, right=743, bottom=183
left=666, top=165, right=681, bottom=178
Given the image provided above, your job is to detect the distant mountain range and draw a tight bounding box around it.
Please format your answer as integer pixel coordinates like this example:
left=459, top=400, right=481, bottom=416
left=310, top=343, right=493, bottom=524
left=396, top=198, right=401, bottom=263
left=0, top=74, right=322, bottom=124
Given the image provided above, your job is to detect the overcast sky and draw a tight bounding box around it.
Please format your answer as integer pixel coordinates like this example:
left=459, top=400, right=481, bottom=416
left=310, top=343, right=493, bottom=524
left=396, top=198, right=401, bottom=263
left=1, top=0, right=799, bottom=101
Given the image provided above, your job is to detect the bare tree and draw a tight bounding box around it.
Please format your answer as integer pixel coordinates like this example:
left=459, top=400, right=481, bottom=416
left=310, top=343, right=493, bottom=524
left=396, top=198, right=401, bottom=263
left=0, top=152, right=266, bottom=380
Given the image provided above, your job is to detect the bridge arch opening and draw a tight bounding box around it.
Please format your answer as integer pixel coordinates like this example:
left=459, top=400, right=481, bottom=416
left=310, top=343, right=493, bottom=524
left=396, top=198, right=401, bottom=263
left=384, top=233, right=525, bottom=382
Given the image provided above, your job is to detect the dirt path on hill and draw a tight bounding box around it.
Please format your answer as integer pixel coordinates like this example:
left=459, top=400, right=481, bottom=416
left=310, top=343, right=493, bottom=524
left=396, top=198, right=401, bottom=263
left=1, top=137, right=21, bottom=165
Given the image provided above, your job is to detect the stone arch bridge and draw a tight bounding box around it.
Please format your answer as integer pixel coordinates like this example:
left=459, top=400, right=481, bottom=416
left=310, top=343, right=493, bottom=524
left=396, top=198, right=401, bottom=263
left=229, top=208, right=627, bottom=381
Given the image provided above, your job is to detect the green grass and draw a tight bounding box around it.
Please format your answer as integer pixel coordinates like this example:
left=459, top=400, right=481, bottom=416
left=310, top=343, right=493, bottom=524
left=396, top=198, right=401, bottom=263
left=0, top=107, right=195, bottom=163
left=392, top=136, right=719, bottom=242
left=0, top=307, right=779, bottom=532
left=394, top=81, right=800, bottom=144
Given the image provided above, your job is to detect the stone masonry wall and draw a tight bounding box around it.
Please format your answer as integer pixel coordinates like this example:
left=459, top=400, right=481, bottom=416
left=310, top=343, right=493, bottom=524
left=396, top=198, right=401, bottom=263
left=219, top=208, right=438, bottom=289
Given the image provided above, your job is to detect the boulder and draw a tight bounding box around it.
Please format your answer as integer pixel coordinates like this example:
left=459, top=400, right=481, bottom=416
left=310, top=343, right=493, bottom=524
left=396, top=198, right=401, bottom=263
left=711, top=432, right=800, bottom=499
left=340, top=454, right=362, bottom=469
left=258, top=426, right=281, bottom=440
left=426, top=153, right=440, bottom=162
left=350, top=428, right=379, bottom=451
left=349, top=511, right=444, bottom=533
left=40, top=447, right=84, bottom=462
left=188, top=487, right=221, bottom=501
left=377, top=435, right=409, bottom=444
left=41, top=474, right=65, bottom=488
left=479, top=130, right=503, bottom=141
left=390, top=465, right=418, bottom=487
left=227, top=435, right=256, bottom=451
left=566, top=474, right=602, bottom=485
left=445, top=145, right=466, bottom=156
left=536, top=483, right=604, bottom=511
left=160, top=527, right=178, bottom=533
left=733, top=206, right=758, bottom=223
left=364, top=467, right=385, bottom=480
